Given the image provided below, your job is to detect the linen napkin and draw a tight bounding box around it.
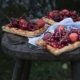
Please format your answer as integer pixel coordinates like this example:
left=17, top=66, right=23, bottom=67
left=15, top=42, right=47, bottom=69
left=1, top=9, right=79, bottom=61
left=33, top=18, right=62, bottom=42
left=28, top=18, right=80, bottom=45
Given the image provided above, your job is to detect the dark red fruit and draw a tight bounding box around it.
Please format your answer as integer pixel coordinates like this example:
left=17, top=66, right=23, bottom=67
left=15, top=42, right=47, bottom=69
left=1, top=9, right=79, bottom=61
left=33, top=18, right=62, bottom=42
left=46, top=9, right=80, bottom=22
left=27, top=23, right=36, bottom=31
left=10, top=18, right=18, bottom=28
left=50, top=43, right=57, bottom=48
left=19, top=19, right=28, bottom=30
left=43, top=32, right=52, bottom=41
left=58, top=25, right=65, bottom=31
left=78, top=35, right=80, bottom=40
left=78, top=17, right=80, bottom=21
left=61, top=9, right=70, bottom=16
left=36, top=19, right=45, bottom=28
left=42, top=23, right=80, bottom=49
left=48, top=11, right=54, bottom=19
left=78, top=29, right=80, bottom=35
left=71, top=29, right=78, bottom=33
left=71, top=10, right=77, bottom=16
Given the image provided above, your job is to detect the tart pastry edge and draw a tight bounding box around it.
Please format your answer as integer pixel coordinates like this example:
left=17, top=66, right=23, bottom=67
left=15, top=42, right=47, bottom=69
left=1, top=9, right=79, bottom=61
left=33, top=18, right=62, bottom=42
left=2, top=24, right=49, bottom=37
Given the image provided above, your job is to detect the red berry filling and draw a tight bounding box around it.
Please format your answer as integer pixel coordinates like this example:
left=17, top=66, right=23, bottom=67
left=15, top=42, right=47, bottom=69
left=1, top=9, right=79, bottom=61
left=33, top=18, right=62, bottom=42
left=43, top=26, right=80, bottom=49
left=47, top=9, right=80, bottom=22
left=9, top=17, right=45, bottom=31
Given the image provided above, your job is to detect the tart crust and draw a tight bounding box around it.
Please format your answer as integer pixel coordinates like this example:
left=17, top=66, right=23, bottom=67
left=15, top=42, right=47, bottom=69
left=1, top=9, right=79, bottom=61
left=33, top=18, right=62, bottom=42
left=2, top=24, right=49, bottom=37
left=36, top=39, right=47, bottom=48
left=36, top=39, right=80, bottom=55
left=42, top=17, right=56, bottom=25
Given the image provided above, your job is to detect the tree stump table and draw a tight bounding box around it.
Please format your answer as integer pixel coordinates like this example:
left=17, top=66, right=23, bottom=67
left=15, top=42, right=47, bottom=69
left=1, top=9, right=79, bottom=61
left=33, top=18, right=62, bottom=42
left=1, top=33, right=80, bottom=80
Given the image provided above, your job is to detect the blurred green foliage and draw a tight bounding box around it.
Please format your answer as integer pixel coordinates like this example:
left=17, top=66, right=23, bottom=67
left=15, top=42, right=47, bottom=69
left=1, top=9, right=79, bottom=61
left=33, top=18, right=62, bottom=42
left=0, top=53, right=71, bottom=80
left=0, top=0, right=79, bottom=80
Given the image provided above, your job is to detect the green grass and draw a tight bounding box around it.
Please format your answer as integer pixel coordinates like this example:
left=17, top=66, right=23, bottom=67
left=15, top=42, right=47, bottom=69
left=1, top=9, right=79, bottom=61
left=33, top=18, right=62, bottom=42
left=0, top=53, right=14, bottom=80
left=30, top=62, right=71, bottom=80
left=0, top=53, right=71, bottom=80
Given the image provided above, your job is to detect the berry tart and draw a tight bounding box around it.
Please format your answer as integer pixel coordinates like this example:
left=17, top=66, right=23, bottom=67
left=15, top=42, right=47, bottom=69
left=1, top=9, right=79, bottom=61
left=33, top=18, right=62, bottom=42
left=43, top=9, right=80, bottom=25
left=2, top=17, right=49, bottom=37
left=36, top=25, right=80, bottom=55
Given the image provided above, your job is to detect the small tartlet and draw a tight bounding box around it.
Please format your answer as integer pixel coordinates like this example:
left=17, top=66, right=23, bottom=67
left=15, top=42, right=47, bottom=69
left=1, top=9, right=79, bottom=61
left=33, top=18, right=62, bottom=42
left=37, top=40, right=80, bottom=55
left=2, top=24, right=48, bottom=37
left=2, top=18, right=49, bottom=37
left=36, top=25, right=80, bottom=56
left=42, top=9, right=80, bottom=25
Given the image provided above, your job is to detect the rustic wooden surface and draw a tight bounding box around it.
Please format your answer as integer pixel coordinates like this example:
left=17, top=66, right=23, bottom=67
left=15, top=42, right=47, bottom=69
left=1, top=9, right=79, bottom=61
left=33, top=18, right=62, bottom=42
left=1, top=33, right=80, bottom=61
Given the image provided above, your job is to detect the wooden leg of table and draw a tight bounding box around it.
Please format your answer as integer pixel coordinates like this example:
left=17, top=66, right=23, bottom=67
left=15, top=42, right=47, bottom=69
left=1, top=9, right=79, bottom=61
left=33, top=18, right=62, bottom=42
left=71, top=61, right=80, bottom=80
left=12, top=58, right=25, bottom=80
left=12, top=58, right=32, bottom=80
left=21, top=61, right=32, bottom=80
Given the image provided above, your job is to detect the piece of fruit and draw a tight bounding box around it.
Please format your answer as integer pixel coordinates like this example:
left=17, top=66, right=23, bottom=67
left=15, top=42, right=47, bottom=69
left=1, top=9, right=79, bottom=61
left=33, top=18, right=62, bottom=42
left=36, top=19, right=45, bottom=28
left=43, top=32, right=52, bottom=41
left=69, top=33, right=78, bottom=42
left=61, top=9, right=69, bottom=16
left=48, top=11, right=54, bottom=19
left=47, top=9, right=80, bottom=22
left=42, top=25, right=79, bottom=49
left=19, top=19, right=28, bottom=30
left=71, top=29, right=78, bottom=33
left=71, top=10, right=77, bottom=16
left=19, top=19, right=28, bottom=25
left=10, top=18, right=19, bottom=28
left=58, top=25, right=65, bottom=31
left=50, top=43, right=57, bottom=48
left=79, top=35, right=80, bottom=40
left=78, top=17, right=80, bottom=21
left=27, top=23, right=36, bottom=31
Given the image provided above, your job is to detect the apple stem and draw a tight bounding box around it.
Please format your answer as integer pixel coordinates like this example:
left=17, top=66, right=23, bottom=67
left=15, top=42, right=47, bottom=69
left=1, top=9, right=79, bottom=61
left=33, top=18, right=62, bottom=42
left=6, top=16, right=11, bottom=22
left=59, top=31, right=69, bottom=43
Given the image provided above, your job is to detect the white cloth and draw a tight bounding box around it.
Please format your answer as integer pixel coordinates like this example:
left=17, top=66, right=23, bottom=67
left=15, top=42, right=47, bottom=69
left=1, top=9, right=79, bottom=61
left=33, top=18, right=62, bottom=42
left=28, top=18, right=80, bottom=45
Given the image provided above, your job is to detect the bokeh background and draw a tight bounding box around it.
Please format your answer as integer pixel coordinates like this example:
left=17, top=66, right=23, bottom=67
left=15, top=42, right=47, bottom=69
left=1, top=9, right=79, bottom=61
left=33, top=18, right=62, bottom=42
left=0, top=0, right=80, bottom=80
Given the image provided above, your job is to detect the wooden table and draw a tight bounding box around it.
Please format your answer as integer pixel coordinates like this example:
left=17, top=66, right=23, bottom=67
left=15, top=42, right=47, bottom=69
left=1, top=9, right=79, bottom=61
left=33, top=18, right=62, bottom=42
left=1, top=33, right=80, bottom=80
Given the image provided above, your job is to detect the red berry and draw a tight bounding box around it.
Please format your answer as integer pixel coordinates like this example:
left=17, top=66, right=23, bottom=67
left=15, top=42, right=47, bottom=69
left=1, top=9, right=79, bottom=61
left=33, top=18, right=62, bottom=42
left=51, top=43, right=57, bottom=48
left=71, top=10, right=77, bottom=16
left=62, top=9, right=69, bottom=13
left=79, top=35, right=80, bottom=40
left=27, top=23, right=36, bottom=31
left=43, top=32, right=52, bottom=41
left=58, top=25, right=65, bottom=31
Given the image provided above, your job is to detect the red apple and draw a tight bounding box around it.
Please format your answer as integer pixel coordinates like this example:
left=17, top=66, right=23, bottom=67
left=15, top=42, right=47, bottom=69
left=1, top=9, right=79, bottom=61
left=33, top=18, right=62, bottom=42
left=19, top=19, right=28, bottom=30
left=19, top=19, right=28, bottom=24
left=48, top=11, right=54, bottom=19
left=69, top=33, right=78, bottom=42
left=36, top=19, right=45, bottom=28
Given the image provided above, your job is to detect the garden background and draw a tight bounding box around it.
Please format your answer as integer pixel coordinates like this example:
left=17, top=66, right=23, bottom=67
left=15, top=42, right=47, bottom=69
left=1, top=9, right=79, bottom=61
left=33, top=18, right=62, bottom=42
left=0, top=0, right=80, bottom=80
